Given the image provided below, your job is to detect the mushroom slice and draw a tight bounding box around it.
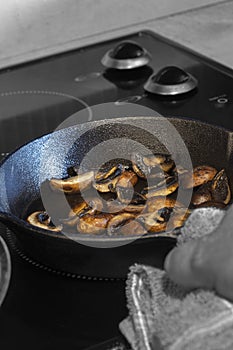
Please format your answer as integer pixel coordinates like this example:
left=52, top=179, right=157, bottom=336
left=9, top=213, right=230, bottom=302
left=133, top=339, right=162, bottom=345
left=137, top=212, right=168, bottom=233
left=143, top=174, right=178, bottom=198
left=87, top=197, right=104, bottom=213
left=77, top=213, right=113, bottom=234
left=137, top=205, right=189, bottom=233
left=131, top=153, right=174, bottom=179
left=192, top=169, right=231, bottom=206
left=95, top=164, right=124, bottom=182
left=63, top=198, right=104, bottom=227
left=181, top=165, right=217, bottom=189
left=63, top=201, right=89, bottom=227
left=115, top=171, right=138, bottom=203
left=106, top=199, right=125, bottom=213
left=132, top=163, right=146, bottom=179
left=107, top=213, right=138, bottom=236
left=191, top=182, right=212, bottom=206
left=116, top=170, right=138, bottom=188
left=143, top=153, right=175, bottom=173
left=94, top=164, right=125, bottom=193
left=117, top=220, right=147, bottom=236
left=211, top=169, right=231, bottom=205
left=27, top=211, right=62, bottom=232
left=106, top=199, right=145, bottom=214
left=49, top=171, right=94, bottom=194
left=124, top=204, right=145, bottom=213
left=145, top=196, right=182, bottom=213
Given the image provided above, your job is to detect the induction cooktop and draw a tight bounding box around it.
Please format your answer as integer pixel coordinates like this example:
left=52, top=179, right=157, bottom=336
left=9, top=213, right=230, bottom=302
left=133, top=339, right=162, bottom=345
left=1, top=30, right=233, bottom=350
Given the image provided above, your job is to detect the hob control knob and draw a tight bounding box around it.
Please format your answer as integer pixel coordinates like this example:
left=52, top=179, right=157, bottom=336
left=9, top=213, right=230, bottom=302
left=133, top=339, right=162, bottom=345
left=155, top=66, right=189, bottom=85
left=110, top=41, right=144, bottom=59
left=101, top=41, right=151, bottom=70
left=144, top=66, right=197, bottom=96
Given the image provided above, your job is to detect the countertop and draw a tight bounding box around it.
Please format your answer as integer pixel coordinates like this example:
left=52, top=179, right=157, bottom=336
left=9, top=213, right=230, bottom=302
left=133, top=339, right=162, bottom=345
left=73, top=0, right=233, bottom=70
left=1, top=0, right=233, bottom=70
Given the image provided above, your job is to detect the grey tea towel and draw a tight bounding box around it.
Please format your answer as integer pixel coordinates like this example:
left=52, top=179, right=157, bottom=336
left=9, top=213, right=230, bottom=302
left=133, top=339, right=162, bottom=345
left=119, top=208, right=233, bottom=350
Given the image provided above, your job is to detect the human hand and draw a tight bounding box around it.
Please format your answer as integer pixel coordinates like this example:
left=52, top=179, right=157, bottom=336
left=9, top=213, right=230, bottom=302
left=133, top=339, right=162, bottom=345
left=164, top=205, right=233, bottom=301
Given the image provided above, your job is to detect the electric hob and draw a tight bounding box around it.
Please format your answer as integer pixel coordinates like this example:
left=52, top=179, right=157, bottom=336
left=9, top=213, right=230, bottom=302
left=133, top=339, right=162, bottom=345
left=1, top=30, right=233, bottom=350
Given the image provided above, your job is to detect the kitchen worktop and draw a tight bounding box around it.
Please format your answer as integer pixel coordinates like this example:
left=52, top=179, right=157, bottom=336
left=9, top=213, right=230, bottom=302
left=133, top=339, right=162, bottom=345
left=1, top=1, right=233, bottom=70
left=75, top=0, right=233, bottom=70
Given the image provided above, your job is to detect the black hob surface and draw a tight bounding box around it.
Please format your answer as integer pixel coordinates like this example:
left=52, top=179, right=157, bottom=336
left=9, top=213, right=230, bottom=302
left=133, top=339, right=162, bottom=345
left=1, top=30, right=233, bottom=350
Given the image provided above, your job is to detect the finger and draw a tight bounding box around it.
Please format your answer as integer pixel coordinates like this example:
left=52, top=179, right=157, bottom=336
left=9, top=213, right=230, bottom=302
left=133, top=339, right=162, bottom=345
left=164, top=204, right=233, bottom=299
left=164, top=239, right=214, bottom=290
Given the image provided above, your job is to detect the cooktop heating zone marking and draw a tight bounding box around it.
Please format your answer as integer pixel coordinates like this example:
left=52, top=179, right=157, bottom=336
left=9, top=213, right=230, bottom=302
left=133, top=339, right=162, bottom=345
left=0, top=90, right=93, bottom=121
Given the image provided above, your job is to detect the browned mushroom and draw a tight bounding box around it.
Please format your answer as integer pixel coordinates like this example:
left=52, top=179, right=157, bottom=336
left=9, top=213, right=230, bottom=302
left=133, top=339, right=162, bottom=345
left=191, top=182, right=212, bottom=206
left=64, top=197, right=104, bottom=227
left=145, top=196, right=181, bottom=213
left=106, top=199, right=145, bottom=214
left=95, top=164, right=124, bottom=182
left=93, top=164, right=126, bottom=193
left=116, top=220, right=147, bottom=236
left=192, top=169, right=231, bottom=206
left=137, top=211, right=168, bottom=233
left=107, top=213, right=140, bottom=236
left=49, top=171, right=94, bottom=194
left=27, top=211, right=62, bottom=232
left=143, top=174, right=178, bottom=198
left=115, top=170, right=138, bottom=203
left=131, top=153, right=175, bottom=179
left=143, top=153, right=175, bottom=172
left=181, top=165, right=217, bottom=189
left=76, top=213, right=113, bottom=234
left=211, top=169, right=231, bottom=205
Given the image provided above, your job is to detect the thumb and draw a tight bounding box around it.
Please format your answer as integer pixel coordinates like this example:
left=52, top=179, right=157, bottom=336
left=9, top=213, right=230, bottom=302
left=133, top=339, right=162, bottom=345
left=164, top=238, right=214, bottom=290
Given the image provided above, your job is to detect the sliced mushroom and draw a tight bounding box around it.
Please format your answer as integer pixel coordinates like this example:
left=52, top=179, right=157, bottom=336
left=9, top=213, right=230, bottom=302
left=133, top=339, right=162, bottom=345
left=143, top=153, right=175, bottom=172
left=131, top=153, right=175, bottom=179
left=27, top=211, right=62, bottom=232
left=63, top=201, right=89, bottom=226
left=191, top=182, right=212, bottom=206
left=107, top=213, right=137, bottom=236
left=143, top=174, right=178, bottom=198
left=181, top=165, right=217, bottom=189
left=128, top=191, right=146, bottom=205
left=137, top=212, right=167, bottom=233
left=64, top=197, right=104, bottom=227
left=106, top=199, right=145, bottom=214
left=95, top=164, right=124, bottom=182
left=211, top=169, right=231, bottom=205
left=145, top=196, right=181, bottom=213
left=117, top=220, right=147, bottom=236
left=93, top=164, right=126, bottom=193
left=115, top=171, right=138, bottom=203
left=49, top=171, right=94, bottom=194
left=116, top=170, right=138, bottom=188
left=77, top=213, right=113, bottom=234
left=192, top=169, right=231, bottom=206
